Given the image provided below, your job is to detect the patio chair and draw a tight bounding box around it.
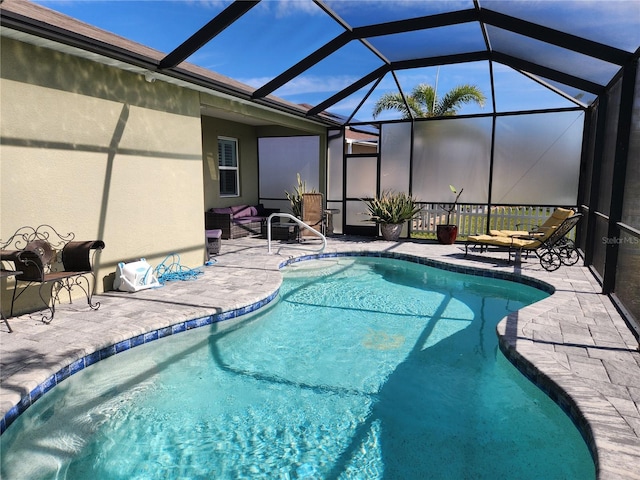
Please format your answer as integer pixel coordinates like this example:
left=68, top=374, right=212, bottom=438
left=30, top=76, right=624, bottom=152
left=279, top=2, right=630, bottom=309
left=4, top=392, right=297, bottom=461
left=489, top=207, right=574, bottom=237
left=465, top=214, right=582, bottom=271
left=301, top=193, right=325, bottom=238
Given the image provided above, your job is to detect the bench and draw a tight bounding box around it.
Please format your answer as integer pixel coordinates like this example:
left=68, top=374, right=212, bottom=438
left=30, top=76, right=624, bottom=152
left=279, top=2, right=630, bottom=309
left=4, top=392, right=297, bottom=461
left=0, top=225, right=105, bottom=324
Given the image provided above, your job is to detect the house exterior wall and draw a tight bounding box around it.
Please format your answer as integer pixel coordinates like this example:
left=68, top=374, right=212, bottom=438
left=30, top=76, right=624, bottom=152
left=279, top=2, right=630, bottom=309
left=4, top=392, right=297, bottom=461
left=349, top=143, right=378, bottom=155
left=202, top=116, right=260, bottom=208
left=0, top=37, right=204, bottom=315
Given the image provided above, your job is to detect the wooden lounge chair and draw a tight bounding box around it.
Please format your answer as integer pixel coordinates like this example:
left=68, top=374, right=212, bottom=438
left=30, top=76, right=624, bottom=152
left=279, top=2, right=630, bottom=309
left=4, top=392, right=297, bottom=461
left=465, top=214, right=582, bottom=271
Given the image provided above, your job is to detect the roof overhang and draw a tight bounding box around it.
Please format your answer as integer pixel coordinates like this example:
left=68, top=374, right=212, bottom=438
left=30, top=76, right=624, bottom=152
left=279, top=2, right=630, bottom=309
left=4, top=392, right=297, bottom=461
left=0, top=1, right=342, bottom=128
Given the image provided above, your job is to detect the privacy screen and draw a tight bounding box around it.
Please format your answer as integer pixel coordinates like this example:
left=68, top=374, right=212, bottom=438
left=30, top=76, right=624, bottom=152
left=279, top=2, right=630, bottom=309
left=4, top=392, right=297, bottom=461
left=412, top=117, right=492, bottom=203
left=258, top=136, right=320, bottom=198
left=492, top=111, right=583, bottom=205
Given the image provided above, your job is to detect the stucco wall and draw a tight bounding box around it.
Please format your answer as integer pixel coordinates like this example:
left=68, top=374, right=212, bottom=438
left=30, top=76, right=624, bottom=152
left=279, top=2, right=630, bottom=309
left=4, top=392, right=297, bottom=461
left=0, top=37, right=204, bottom=315
left=202, top=116, right=260, bottom=209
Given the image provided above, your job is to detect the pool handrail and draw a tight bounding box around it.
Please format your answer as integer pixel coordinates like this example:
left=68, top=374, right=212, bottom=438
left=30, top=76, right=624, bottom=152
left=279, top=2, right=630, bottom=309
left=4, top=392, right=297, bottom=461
left=266, top=213, right=326, bottom=255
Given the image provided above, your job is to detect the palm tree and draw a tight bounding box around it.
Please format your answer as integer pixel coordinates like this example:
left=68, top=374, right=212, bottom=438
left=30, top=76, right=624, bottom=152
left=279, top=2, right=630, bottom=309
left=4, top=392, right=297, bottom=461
left=372, top=83, right=486, bottom=119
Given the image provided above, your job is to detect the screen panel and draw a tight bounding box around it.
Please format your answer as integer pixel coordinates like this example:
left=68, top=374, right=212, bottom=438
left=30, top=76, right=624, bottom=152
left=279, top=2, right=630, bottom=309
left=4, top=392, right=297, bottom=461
left=258, top=136, right=320, bottom=198
left=327, top=129, right=344, bottom=201
left=614, top=230, right=640, bottom=325
left=492, top=111, right=583, bottom=205
left=597, top=79, right=622, bottom=216
left=579, top=107, right=599, bottom=208
left=621, top=72, right=640, bottom=230
left=487, top=26, right=620, bottom=87
left=412, top=117, right=492, bottom=203
left=325, top=0, right=475, bottom=27
left=346, top=156, right=377, bottom=199
left=380, top=122, right=411, bottom=193
left=346, top=200, right=373, bottom=226
left=367, top=23, right=485, bottom=62
left=483, top=0, right=640, bottom=53
left=591, top=215, right=609, bottom=279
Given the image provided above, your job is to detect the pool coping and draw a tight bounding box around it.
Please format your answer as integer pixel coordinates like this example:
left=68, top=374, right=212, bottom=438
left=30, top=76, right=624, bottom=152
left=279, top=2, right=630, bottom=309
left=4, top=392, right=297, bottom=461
left=1, top=238, right=638, bottom=479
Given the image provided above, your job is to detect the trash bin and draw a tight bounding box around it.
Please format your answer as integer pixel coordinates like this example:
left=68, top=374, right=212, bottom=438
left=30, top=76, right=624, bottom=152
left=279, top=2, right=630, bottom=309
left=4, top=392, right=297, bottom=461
left=205, top=229, right=222, bottom=258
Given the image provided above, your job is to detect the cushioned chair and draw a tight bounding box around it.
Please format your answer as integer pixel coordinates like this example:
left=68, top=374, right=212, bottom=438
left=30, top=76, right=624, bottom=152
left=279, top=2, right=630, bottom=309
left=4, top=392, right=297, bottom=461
left=488, top=207, right=574, bottom=237
left=465, top=214, right=582, bottom=271
left=465, top=208, right=573, bottom=256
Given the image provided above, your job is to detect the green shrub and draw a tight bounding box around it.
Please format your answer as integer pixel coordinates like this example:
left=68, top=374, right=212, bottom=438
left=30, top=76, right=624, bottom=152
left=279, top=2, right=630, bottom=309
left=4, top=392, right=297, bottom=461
left=363, top=191, right=422, bottom=224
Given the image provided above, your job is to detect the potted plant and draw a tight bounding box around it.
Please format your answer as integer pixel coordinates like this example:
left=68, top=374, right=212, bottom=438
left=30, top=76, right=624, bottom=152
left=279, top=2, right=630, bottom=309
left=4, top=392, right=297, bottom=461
left=437, top=185, right=463, bottom=245
left=285, top=173, right=316, bottom=218
left=362, top=190, right=422, bottom=241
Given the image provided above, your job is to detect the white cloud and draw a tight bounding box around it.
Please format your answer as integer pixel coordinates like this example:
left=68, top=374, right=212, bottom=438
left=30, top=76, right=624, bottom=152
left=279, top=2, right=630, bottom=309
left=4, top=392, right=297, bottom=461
left=250, top=0, right=322, bottom=18
left=238, top=74, right=361, bottom=96
left=185, top=0, right=229, bottom=8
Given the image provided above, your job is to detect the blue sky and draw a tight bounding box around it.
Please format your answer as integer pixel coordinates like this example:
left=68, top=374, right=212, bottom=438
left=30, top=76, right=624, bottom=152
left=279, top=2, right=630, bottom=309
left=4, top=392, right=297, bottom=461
left=32, top=0, right=638, bottom=121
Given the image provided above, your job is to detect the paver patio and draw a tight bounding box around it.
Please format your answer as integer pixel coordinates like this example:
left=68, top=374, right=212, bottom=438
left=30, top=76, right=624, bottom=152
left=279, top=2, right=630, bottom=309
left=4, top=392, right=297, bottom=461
left=1, top=236, right=638, bottom=479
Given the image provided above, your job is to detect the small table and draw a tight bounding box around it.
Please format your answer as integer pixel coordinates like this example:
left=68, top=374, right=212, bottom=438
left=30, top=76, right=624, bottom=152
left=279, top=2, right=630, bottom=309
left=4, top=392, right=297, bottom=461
left=262, top=222, right=298, bottom=241
left=324, top=209, right=340, bottom=236
left=0, top=269, right=21, bottom=332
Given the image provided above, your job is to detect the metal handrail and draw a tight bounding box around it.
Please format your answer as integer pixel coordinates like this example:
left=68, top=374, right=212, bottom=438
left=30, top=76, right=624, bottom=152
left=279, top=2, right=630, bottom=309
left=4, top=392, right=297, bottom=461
left=266, top=213, right=326, bottom=255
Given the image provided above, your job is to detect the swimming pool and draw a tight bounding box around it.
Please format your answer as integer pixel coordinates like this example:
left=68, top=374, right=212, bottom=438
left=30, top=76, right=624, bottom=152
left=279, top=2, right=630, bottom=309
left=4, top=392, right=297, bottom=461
left=0, top=256, right=594, bottom=479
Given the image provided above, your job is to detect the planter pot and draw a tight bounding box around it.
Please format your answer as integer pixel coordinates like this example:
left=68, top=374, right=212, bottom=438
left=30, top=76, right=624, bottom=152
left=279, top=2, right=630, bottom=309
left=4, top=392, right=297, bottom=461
left=380, top=223, right=403, bottom=241
left=437, top=224, right=458, bottom=244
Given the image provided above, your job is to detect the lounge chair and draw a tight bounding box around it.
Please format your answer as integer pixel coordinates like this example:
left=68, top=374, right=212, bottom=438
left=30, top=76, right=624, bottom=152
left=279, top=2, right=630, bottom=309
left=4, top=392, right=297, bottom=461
left=301, top=193, right=325, bottom=238
left=488, top=207, right=574, bottom=237
left=465, top=214, right=582, bottom=271
left=465, top=209, right=573, bottom=255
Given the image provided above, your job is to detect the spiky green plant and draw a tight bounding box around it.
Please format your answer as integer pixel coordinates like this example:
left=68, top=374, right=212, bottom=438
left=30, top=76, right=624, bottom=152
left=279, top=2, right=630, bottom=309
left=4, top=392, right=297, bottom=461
left=372, top=83, right=486, bottom=119
left=363, top=191, right=422, bottom=224
left=285, top=173, right=316, bottom=218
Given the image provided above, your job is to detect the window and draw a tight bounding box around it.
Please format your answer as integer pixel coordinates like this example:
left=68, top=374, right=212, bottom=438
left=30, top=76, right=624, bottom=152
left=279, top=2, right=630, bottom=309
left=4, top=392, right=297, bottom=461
left=218, top=137, right=239, bottom=196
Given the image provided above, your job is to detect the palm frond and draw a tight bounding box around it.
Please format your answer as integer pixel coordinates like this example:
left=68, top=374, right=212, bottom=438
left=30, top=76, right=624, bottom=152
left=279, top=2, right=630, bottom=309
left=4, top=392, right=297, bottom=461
left=411, top=84, right=437, bottom=116
left=436, top=84, right=486, bottom=116
left=372, top=92, right=411, bottom=119
left=373, top=82, right=486, bottom=119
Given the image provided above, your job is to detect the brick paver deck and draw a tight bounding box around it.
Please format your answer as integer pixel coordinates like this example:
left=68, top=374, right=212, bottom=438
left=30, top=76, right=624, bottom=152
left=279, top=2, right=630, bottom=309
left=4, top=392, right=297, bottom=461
left=1, top=236, right=638, bottom=479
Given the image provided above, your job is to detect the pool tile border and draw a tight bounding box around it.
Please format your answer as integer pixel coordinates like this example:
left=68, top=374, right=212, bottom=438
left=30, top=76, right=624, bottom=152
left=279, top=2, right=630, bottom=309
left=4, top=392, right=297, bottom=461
left=1, top=252, right=554, bottom=435
left=0, top=290, right=278, bottom=434
left=497, top=330, right=596, bottom=462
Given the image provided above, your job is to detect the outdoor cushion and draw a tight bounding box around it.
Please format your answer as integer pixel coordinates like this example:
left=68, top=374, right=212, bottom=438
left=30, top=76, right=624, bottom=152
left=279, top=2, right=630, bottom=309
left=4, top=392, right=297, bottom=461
left=233, top=216, right=263, bottom=225
left=489, top=208, right=574, bottom=237
left=467, top=234, right=511, bottom=247
left=229, top=205, right=258, bottom=218
left=211, top=207, right=233, bottom=215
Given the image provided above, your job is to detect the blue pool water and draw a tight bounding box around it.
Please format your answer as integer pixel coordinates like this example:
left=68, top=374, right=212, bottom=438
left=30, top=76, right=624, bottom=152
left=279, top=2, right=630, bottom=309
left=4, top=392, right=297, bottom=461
left=0, top=257, right=594, bottom=479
